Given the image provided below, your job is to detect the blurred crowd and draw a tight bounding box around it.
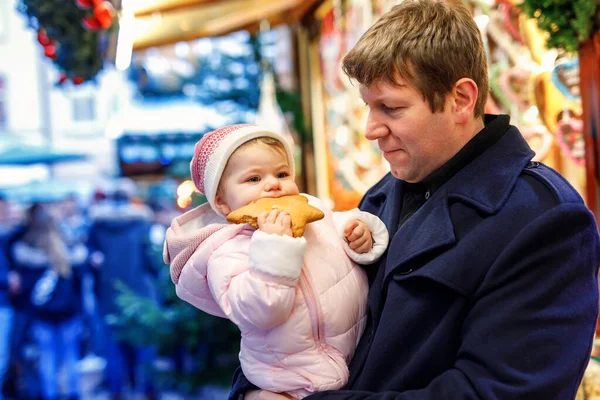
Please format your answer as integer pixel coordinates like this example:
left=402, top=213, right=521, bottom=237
left=0, top=179, right=180, bottom=400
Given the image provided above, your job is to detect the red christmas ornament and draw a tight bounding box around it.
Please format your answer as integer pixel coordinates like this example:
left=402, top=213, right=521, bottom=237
left=82, top=16, right=101, bottom=31
left=73, top=76, right=85, bottom=85
left=94, top=1, right=115, bottom=29
left=75, top=0, right=94, bottom=9
left=58, top=73, right=68, bottom=85
left=44, top=44, right=57, bottom=59
left=37, top=29, right=51, bottom=46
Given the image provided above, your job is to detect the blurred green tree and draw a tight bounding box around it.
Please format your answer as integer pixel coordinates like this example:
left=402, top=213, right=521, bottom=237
left=107, top=236, right=241, bottom=395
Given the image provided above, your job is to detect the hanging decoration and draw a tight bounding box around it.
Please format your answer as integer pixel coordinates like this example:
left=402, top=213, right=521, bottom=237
left=499, top=0, right=525, bottom=44
left=256, top=68, right=296, bottom=150
left=17, top=0, right=117, bottom=85
left=255, top=21, right=294, bottom=147
left=551, top=58, right=581, bottom=102
left=556, top=116, right=586, bottom=167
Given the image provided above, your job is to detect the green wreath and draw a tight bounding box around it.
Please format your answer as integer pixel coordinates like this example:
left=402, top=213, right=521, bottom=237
left=16, top=0, right=117, bottom=85
left=518, top=0, right=598, bottom=53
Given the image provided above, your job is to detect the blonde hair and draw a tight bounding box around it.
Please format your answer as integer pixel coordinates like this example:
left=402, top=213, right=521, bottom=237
left=342, top=0, right=488, bottom=118
left=23, top=203, right=71, bottom=278
left=217, top=137, right=289, bottom=198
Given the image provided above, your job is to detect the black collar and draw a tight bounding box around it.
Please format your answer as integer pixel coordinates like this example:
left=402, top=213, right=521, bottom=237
left=405, top=114, right=510, bottom=196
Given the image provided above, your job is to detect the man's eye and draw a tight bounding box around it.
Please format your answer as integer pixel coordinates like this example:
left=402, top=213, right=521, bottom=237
left=276, top=172, right=289, bottom=178
left=381, top=104, right=399, bottom=112
left=247, top=176, right=260, bottom=182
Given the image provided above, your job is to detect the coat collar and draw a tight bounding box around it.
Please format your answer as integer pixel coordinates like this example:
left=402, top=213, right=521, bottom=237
left=368, top=124, right=534, bottom=283
left=444, top=125, right=534, bottom=214
left=368, top=124, right=534, bottom=217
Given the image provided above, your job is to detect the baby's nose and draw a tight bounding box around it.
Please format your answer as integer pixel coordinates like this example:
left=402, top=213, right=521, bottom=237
left=264, top=176, right=281, bottom=190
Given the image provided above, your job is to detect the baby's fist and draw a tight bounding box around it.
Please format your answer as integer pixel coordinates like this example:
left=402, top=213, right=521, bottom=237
left=344, top=219, right=373, bottom=254
left=257, top=209, right=293, bottom=237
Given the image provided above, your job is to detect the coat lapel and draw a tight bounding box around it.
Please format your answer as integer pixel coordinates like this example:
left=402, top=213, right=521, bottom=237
left=359, top=176, right=403, bottom=239
left=383, top=188, right=456, bottom=282
left=357, top=176, right=401, bottom=329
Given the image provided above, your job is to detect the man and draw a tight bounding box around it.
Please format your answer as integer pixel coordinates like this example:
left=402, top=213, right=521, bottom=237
left=231, top=0, right=600, bottom=398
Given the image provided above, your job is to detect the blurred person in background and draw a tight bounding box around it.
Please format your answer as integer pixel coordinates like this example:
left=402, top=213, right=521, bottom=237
left=9, top=202, right=87, bottom=400
left=0, top=194, right=20, bottom=400
left=57, top=194, right=90, bottom=246
left=87, top=179, right=157, bottom=400
left=56, top=194, right=101, bottom=361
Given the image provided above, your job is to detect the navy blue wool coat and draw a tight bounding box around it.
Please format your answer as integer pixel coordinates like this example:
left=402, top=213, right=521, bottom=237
left=232, top=123, right=600, bottom=399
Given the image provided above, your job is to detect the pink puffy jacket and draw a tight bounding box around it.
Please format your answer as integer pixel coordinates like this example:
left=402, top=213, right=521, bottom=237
left=164, top=194, right=388, bottom=398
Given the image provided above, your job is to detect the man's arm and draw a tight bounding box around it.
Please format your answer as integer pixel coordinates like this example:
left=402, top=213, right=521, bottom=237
left=229, top=366, right=260, bottom=400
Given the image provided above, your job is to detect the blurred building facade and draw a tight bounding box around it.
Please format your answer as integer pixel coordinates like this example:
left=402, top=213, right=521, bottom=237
left=0, top=0, right=126, bottom=185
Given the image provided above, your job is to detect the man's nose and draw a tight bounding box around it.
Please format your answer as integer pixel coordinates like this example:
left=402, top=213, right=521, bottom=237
left=365, top=112, right=389, bottom=141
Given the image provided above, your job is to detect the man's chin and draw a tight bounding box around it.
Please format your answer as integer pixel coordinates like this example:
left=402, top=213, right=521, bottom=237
left=390, top=168, right=417, bottom=182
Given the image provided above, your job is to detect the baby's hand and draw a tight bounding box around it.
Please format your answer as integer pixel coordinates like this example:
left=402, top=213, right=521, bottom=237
left=257, top=209, right=293, bottom=237
left=344, top=219, right=373, bottom=254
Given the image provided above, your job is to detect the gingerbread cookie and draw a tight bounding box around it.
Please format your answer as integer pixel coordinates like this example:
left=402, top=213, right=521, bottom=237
left=226, top=195, right=324, bottom=238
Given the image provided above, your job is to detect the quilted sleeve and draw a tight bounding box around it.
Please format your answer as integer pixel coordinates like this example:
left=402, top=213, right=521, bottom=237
left=174, top=264, right=228, bottom=319
left=207, top=232, right=306, bottom=330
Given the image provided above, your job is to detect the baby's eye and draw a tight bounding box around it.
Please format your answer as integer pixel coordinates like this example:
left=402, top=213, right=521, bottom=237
left=247, top=176, right=260, bottom=182
left=276, top=172, right=289, bottom=178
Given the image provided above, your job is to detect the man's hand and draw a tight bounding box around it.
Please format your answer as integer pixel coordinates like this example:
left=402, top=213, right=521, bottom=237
left=257, top=209, right=293, bottom=237
left=245, top=390, right=295, bottom=399
left=7, top=271, right=21, bottom=295
left=344, top=219, right=373, bottom=254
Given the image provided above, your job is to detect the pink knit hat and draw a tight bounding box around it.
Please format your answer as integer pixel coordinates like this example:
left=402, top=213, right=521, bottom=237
left=190, top=124, right=296, bottom=213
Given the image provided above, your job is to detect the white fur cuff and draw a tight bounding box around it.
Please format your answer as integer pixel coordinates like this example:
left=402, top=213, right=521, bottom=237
left=249, top=230, right=306, bottom=280
left=333, top=209, right=389, bottom=265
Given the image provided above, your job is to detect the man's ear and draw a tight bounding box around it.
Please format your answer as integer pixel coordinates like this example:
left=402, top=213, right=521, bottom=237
left=452, top=78, right=479, bottom=124
left=214, top=193, right=231, bottom=215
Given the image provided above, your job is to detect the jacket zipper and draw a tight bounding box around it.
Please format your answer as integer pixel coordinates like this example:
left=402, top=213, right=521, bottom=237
left=299, top=267, right=348, bottom=383
left=299, top=268, right=321, bottom=342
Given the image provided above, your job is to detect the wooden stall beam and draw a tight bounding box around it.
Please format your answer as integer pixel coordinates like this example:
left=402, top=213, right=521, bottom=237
left=579, top=31, right=600, bottom=225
